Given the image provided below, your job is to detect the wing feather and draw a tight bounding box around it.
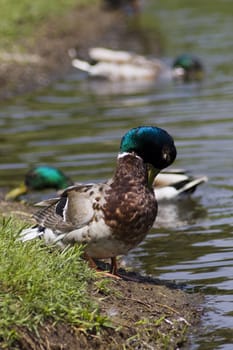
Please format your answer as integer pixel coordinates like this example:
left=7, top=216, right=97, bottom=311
left=33, top=184, right=96, bottom=232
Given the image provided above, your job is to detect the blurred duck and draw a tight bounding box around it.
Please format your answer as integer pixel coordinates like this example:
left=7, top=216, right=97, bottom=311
left=5, top=166, right=73, bottom=201
left=71, top=47, right=204, bottom=82
left=6, top=165, right=207, bottom=202
left=172, top=54, right=204, bottom=82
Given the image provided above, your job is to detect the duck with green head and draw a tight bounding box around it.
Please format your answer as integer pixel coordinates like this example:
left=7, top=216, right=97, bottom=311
left=6, top=166, right=73, bottom=200
left=172, top=53, right=204, bottom=82
left=71, top=47, right=204, bottom=82
left=19, top=126, right=176, bottom=275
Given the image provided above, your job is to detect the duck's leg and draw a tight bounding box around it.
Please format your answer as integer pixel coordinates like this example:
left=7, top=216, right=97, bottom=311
left=110, top=257, right=141, bottom=281
left=110, top=257, right=118, bottom=275
left=83, top=252, right=98, bottom=269
left=83, top=252, right=121, bottom=279
left=84, top=253, right=138, bottom=281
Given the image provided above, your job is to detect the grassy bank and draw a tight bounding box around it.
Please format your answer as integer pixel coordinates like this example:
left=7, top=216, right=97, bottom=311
left=0, top=214, right=202, bottom=349
left=0, top=0, right=97, bottom=49
left=0, top=217, right=110, bottom=348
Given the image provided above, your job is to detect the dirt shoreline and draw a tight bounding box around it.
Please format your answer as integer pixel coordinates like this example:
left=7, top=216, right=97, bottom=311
left=0, top=4, right=203, bottom=349
left=16, top=278, right=202, bottom=350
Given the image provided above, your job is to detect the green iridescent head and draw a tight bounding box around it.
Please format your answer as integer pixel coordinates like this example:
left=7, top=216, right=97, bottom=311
left=120, top=126, right=177, bottom=171
left=172, top=54, right=204, bottom=81
left=25, top=166, right=73, bottom=190
left=6, top=166, right=73, bottom=200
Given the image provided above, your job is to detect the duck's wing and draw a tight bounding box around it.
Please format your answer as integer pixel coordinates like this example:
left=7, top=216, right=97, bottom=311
left=72, top=58, right=92, bottom=73
left=19, top=183, right=106, bottom=242
left=35, top=184, right=99, bottom=230
left=72, top=58, right=121, bottom=80
left=89, top=47, right=135, bottom=63
left=89, top=47, right=163, bottom=69
left=154, top=170, right=190, bottom=187
left=72, top=58, right=159, bottom=81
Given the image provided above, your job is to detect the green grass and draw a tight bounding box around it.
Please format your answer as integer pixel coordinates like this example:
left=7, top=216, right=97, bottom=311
left=0, top=0, right=97, bottom=49
left=0, top=216, right=110, bottom=348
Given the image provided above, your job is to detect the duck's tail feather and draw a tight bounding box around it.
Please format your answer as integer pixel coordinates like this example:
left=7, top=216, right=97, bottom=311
left=72, top=58, right=91, bottom=72
left=18, top=225, right=66, bottom=248
left=89, top=47, right=133, bottom=63
left=175, top=176, right=208, bottom=196
left=19, top=225, right=44, bottom=242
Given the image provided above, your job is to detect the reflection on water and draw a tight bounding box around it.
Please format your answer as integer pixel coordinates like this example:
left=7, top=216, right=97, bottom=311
left=155, top=197, right=208, bottom=228
left=1, top=1, right=233, bottom=349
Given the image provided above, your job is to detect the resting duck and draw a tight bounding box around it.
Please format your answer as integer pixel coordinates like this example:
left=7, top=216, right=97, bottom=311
left=5, top=166, right=73, bottom=201
left=172, top=53, right=204, bottom=82
left=71, top=47, right=204, bottom=82
left=19, top=126, right=176, bottom=275
left=6, top=166, right=207, bottom=202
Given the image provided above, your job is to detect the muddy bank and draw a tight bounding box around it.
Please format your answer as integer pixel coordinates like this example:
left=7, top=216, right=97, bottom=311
left=16, top=278, right=202, bottom=350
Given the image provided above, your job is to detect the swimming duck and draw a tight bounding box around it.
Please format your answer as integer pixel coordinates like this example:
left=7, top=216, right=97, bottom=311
left=71, top=47, right=204, bottom=82
left=19, top=126, right=177, bottom=275
left=5, top=166, right=73, bottom=201
left=172, top=53, right=204, bottom=82
left=6, top=165, right=207, bottom=202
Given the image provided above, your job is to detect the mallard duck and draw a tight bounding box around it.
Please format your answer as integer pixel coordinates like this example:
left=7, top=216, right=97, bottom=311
left=19, top=126, right=176, bottom=275
left=6, top=166, right=207, bottom=202
left=71, top=47, right=204, bottom=82
left=5, top=166, right=73, bottom=201
left=172, top=53, right=204, bottom=82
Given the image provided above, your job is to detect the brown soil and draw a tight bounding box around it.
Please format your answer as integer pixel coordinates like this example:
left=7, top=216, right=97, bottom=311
left=0, top=4, right=202, bottom=349
left=16, top=278, right=202, bottom=350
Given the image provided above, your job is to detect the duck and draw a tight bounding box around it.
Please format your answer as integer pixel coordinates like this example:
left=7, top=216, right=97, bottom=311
left=172, top=53, right=204, bottom=82
left=6, top=165, right=207, bottom=202
left=19, top=125, right=177, bottom=276
left=5, top=166, right=73, bottom=201
left=71, top=47, right=204, bottom=82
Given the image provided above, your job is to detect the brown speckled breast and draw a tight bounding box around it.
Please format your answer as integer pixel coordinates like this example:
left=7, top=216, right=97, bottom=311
left=103, top=153, right=157, bottom=248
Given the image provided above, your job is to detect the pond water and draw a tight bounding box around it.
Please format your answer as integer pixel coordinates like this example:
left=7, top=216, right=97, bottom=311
left=1, top=1, right=233, bottom=349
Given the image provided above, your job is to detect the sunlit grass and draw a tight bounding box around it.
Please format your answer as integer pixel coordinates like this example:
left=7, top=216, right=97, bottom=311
left=0, top=216, right=110, bottom=348
left=0, top=0, right=98, bottom=49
